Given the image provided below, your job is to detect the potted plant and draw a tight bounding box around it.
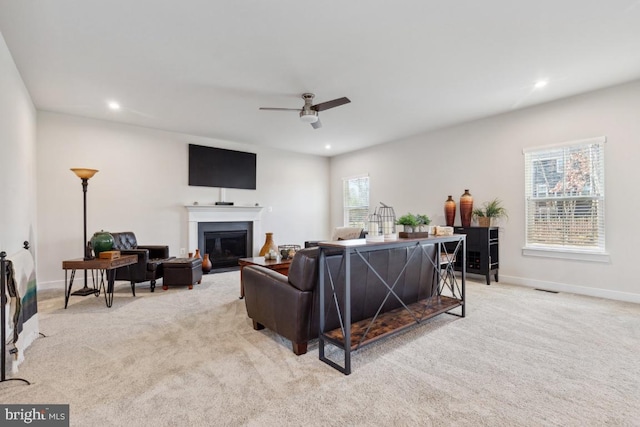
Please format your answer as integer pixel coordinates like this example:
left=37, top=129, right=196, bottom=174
left=397, top=213, right=432, bottom=233
left=473, top=198, right=508, bottom=227
left=396, top=213, right=420, bottom=233
left=416, top=214, right=431, bottom=232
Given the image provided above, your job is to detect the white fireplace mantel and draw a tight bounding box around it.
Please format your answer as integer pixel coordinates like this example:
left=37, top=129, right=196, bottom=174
left=186, top=205, right=264, bottom=255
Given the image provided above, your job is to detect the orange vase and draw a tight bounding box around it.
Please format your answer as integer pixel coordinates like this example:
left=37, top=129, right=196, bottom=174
left=202, top=253, right=212, bottom=273
left=259, top=232, right=278, bottom=256
left=444, top=195, right=456, bottom=227
left=459, top=189, right=473, bottom=228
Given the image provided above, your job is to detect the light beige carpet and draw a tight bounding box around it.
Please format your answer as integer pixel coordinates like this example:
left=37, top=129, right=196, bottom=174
left=1, top=271, right=639, bottom=426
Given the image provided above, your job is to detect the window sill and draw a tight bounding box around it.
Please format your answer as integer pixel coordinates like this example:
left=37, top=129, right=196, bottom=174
left=522, top=247, right=610, bottom=263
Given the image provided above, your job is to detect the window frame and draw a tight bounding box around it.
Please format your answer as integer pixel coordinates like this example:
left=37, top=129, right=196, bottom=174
left=522, top=136, right=609, bottom=263
left=342, top=174, right=370, bottom=229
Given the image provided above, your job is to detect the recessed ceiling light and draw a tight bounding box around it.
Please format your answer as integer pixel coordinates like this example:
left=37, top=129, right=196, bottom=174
left=325, top=144, right=331, bottom=150
left=534, top=80, right=548, bottom=89
left=107, top=101, right=120, bottom=110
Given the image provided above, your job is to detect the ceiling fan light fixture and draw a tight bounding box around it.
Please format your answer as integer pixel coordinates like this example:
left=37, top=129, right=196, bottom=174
left=260, top=93, right=348, bottom=128
left=299, top=110, right=319, bottom=123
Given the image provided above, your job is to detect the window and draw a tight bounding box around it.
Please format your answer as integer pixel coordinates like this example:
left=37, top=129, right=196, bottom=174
left=343, top=175, right=369, bottom=228
left=523, top=136, right=606, bottom=259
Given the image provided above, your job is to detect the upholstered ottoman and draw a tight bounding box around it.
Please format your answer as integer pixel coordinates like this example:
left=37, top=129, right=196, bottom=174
left=162, top=257, right=203, bottom=290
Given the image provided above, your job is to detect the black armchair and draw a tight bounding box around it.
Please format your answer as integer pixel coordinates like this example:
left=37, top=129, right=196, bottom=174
left=110, top=231, right=172, bottom=292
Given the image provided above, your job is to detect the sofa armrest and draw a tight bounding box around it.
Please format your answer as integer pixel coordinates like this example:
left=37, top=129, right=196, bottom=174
left=119, top=248, right=149, bottom=260
left=117, top=248, right=149, bottom=280
left=243, top=265, right=289, bottom=289
left=138, top=245, right=169, bottom=259
left=243, top=265, right=314, bottom=343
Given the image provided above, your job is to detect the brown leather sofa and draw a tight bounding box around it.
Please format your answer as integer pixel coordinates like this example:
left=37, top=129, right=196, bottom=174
left=110, top=231, right=172, bottom=292
left=242, top=245, right=437, bottom=355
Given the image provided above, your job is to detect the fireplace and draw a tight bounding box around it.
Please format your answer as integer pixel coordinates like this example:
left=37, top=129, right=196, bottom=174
left=204, top=230, right=247, bottom=269
left=198, top=221, right=252, bottom=271
left=186, top=205, right=264, bottom=269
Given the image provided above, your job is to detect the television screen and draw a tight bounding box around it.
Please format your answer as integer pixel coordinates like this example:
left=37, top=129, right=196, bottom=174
left=188, top=144, right=257, bottom=189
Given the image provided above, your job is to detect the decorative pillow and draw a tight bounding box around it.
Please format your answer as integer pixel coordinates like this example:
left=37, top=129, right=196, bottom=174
left=331, top=227, right=363, bottom=241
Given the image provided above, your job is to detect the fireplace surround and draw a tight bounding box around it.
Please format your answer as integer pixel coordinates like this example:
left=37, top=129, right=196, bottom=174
left=186, top=205, right=264, bottom=269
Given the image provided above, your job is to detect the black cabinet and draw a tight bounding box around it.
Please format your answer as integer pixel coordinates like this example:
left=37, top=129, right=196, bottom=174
left=451, top=227, right=499, bottom=285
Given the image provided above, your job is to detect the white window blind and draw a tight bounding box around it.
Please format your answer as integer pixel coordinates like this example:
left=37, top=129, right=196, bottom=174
left=343, top=175, right=369, bottom=228
left=524, top=136, right=605, bottom=253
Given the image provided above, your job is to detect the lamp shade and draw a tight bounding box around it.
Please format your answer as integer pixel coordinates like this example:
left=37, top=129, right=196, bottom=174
left=70, top=168, right=99, bottom=180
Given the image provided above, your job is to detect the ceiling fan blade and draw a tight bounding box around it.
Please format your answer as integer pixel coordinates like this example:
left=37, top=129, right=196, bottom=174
left=312, top=97, right=351, bottom=112
left=259, top=107, right=301, bottom=111
left=311, top=118, right=322, bottom=129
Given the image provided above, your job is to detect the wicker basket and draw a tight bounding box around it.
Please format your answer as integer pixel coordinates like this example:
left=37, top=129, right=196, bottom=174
left=477, top=217, right=492, bottom=227
left=278, top=244, right=301, bottom=259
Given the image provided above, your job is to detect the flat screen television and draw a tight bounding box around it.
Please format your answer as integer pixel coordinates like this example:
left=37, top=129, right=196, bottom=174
left=188, top=144, right=257, bottom=190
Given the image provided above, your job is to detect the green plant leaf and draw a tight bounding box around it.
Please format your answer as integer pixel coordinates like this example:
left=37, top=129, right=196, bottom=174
left=473, top=198, right=508, bottom=218
left=416, top=214, right=431, bottom=225
left=396, top=213, right=419, bottom=226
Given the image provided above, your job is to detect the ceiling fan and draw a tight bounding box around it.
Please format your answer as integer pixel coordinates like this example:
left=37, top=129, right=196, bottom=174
left=259, top=93, right=351, bottom=129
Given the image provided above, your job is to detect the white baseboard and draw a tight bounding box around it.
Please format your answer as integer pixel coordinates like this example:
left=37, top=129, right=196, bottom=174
left=499, top=274, right=640, bottom=304
left=40, top=274, right=640, bottom=304
left=38, top=279, right=68, bottom=291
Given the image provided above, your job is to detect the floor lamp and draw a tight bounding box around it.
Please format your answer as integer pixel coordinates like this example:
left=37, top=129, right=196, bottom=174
left=70, top=168, right=99, bottom=296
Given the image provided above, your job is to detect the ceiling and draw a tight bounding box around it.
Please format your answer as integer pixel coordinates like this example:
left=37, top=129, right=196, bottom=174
left=1, top=1, right=639, bottom=157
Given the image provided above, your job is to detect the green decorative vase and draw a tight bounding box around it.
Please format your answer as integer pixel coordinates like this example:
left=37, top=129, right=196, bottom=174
left=91, top=230, right=114, bottom=257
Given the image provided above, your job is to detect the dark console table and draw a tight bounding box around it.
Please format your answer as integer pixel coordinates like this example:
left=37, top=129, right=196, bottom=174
left=451, top=226, right=499, bottom=286
left=318, top=235, right=466, bottom=375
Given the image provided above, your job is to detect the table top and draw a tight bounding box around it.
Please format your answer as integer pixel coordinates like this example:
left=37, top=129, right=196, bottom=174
left=238, top=256, right=293, bottom=268
left=62, top=254, right=138, bottom=270
left=318, top=235, right=466, bottom=249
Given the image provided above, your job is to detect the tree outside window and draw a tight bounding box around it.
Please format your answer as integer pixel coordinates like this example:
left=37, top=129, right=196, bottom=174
left=524, top=137, right=605, bottom=252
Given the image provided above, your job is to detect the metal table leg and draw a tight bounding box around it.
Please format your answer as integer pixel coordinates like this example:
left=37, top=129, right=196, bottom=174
left=64, top=269, right=76, bottom=309
left=104, top=269, right=115, bottom=308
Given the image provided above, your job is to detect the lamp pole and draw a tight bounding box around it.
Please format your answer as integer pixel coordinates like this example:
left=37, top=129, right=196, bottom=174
left=71, top=168, right=99, bottom=295
left=81, top=177, right=89, bottom=260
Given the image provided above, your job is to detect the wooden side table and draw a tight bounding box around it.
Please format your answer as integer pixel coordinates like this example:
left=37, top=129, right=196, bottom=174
left=62, top=255, right=137, bottom=308
left=238, top=256, right=293, bottom=299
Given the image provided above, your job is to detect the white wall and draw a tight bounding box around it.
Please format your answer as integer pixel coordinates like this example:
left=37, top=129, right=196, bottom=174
left=7, top=16, right=638, bottom=301
left=36, top=112, right=330, bottom=284
left=0, top=32, right=37, bottom=256
left=330, top=80, right=640, bottom=302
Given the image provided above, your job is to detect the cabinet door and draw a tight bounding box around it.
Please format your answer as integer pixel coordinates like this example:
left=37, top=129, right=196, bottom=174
left=454, top=227, right=498, bottom=274
left=453, top=227, right=481, bottom=273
